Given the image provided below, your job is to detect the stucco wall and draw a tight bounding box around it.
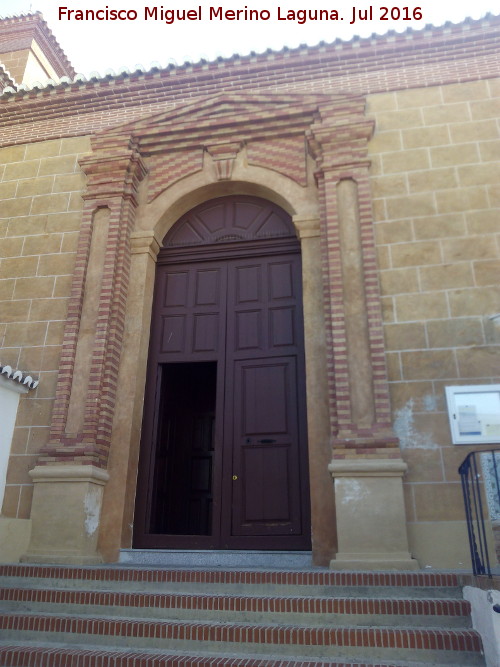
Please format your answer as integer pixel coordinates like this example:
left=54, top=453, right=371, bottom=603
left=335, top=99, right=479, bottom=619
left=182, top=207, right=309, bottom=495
left=0, top=136, right=90, bottom=519
left=368, top=78, right=500, bottom=566
left=0, top=380, right=22, bottom=509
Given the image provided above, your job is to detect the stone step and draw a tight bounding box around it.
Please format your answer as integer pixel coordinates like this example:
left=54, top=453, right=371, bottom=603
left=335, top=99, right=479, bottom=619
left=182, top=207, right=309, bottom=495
left=119, top=548, right=314, bottom=569
left=0, top=586, right=472, bottom=628
left=0, top=611, right=485, bottom=664
left=0, top=642, right=435, bottom=667
left=0, top=564, right=464, bottom=598
left=0, top=565, right=484, bottom=665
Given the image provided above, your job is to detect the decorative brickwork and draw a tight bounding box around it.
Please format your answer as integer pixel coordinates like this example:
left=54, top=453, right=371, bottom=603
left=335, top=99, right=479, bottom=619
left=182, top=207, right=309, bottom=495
left=308, top=99, right=398, bottom=457
left=147, top=150, right=204, bottom=201
left=38, top=146, right=147, bottom=467
left=247, top=137, right=307, bottom=186
left=1, top=12, right=499, bottom=568
left=0, top=16, right=499, bottom=149
left=35, top=92, right=391, bottom=470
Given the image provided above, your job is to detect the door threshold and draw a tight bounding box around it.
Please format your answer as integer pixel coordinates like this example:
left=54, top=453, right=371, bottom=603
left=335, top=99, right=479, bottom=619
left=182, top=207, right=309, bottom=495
left=120, top=548, right=313, bottom=569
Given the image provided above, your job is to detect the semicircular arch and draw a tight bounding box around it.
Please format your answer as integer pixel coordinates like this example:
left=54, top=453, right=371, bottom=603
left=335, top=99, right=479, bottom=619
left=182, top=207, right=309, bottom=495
left=137, top=166, right=319, bottom=243
left=163, top=195, right=296, bottom=249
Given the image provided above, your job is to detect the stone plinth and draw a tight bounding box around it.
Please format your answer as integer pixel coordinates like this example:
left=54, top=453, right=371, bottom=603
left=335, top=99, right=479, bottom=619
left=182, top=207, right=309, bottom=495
left=22, top=465, right=109, bottom=565
left=329, top=458, right=419, bottom=570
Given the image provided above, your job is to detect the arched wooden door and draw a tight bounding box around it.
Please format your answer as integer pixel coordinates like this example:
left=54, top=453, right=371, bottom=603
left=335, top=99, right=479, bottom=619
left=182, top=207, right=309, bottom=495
left=133, top=196, right=311, bottom=550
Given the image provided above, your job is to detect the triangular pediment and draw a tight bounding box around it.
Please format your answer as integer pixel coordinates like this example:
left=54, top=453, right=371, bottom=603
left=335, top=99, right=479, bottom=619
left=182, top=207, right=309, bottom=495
left=92, top=92, right=353, bottom=154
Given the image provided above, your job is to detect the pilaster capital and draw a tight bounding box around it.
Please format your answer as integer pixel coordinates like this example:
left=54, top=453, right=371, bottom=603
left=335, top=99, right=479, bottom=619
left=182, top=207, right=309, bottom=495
left=79, top=147, right=148, bottom=203
left=307, top=96, right=374, bottom=177
left=130, top=230, right=162, bottom=258
left=293, top=217, right=321, bottom=239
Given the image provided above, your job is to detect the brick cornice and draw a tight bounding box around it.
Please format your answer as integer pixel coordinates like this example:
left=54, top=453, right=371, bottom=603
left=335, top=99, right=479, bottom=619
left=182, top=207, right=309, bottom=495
left=0, top=16, right=498, bottom=149
left=92, top=93, right=330, bottom=155
left=90, top=92, right=338, bottom=195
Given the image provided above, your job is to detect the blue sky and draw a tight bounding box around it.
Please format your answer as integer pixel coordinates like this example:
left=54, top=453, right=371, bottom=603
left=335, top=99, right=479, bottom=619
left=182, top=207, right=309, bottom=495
left=2, top=1, right=497, bottom=76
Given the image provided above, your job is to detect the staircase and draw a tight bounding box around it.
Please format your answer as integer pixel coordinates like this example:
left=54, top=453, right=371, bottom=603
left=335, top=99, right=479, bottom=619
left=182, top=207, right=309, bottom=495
left=0, top=563, right=485, bottom=666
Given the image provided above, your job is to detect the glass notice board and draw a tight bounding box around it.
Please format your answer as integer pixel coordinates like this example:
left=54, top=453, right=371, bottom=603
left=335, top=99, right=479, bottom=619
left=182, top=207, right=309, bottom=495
left=445, top=385, right=500, bottom=445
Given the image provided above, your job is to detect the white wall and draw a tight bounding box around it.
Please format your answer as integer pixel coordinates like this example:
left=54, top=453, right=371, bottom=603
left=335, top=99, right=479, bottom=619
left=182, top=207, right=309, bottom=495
left=0, top=377, right=26, bottom=511
left=464, top=586, right=500, bottom=667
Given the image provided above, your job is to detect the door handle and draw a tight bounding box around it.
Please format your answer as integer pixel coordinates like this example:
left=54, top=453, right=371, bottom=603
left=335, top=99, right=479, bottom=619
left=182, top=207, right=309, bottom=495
left=258, top=439, right=276, bottom=444
left=232, top=475, right=238, bottom=481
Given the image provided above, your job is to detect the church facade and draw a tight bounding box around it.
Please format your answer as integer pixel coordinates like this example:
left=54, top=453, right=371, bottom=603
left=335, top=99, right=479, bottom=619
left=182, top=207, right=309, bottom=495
left=0, top=12, right=499, bottom=568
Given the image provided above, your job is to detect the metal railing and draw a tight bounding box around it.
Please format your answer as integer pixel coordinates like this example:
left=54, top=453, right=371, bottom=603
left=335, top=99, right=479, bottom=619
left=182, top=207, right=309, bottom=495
left=459, top=448, right=500, bottom=577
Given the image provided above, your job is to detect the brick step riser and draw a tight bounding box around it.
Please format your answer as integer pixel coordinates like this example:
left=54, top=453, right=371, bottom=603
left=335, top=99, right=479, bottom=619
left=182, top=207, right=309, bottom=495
left=0, top=578, right=464, bottom=599
left=0, top=627, right=485, bottom=666
left=0, top=567, right=462, bottom=591
left=0, top=613, right=484, bottom=654
left=0, top=643, right=451, bottom=667
left=0, top=600, right=472, bottom=628
left=0, top=568, right=483, bottom=666
left=0, top=587, right=473, bottom=629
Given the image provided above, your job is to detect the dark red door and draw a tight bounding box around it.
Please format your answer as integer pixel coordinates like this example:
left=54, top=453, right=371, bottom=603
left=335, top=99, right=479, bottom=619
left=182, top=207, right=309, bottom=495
left=134, top=197, right=310, bottom=550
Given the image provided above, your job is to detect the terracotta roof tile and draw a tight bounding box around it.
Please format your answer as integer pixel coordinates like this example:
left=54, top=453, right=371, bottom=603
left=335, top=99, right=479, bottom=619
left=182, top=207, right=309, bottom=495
left=0, top=12, right=497, bottom=98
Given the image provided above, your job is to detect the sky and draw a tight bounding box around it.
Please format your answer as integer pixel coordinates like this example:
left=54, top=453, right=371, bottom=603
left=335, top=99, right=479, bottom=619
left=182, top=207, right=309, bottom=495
left=1, top=1, right=497, bottom=76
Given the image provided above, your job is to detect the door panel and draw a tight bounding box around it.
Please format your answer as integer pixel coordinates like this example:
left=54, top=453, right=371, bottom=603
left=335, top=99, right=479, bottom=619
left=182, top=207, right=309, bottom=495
left=154, top=262, right=227, bottom=363
left=242, top=445, right=290, bottom=521
left=270, top=307, right=296, bottom=347
left=240, top=362, right=288, bottom=434
left=269, top=261, right=295, bottom=299
left=235, top=310, right=262, bottom=350
left=228, top=357, right=304, bottom=540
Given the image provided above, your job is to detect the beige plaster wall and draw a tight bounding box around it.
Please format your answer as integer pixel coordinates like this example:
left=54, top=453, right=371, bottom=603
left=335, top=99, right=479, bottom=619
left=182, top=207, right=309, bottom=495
left=0, top=518, right=31, bottom=562
left=367, top=78, right=500, bottom=567
left=0, top=136, right=91, bottom=521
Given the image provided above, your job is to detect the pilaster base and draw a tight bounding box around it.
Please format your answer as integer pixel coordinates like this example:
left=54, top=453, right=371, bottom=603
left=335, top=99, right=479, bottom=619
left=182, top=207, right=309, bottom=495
left=21, top=464, right=109, bottom=565
left=329, top=458, right=419, bottom=571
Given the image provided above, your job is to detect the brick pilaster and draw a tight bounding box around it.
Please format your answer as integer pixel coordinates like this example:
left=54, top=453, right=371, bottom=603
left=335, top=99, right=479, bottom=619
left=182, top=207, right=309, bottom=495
left=308, top=99, right=399, bottom=459
left=38, top=143, right=147, bottom=468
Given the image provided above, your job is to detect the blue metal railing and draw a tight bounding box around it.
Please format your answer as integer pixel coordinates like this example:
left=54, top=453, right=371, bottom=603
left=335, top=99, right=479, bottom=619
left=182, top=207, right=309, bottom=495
left=458, top=448, right=500, bottom=577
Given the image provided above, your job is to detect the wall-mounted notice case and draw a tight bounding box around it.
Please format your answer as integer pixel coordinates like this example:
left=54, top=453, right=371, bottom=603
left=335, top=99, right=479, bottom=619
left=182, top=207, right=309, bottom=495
left=445, top=385, right=500, bottom=445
